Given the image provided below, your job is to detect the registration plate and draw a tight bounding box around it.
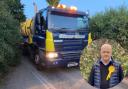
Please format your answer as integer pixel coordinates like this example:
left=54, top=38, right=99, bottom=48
left=67, top=62, right=78, bottom=67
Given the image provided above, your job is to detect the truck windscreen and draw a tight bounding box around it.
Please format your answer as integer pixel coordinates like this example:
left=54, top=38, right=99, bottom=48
left=48, top=13, right=88, bottom=31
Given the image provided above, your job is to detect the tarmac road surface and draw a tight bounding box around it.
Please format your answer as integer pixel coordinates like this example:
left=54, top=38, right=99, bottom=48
left=1, top=57, right=128, bottom=89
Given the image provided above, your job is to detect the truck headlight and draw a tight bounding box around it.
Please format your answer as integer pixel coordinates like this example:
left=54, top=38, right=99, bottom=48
left=46, top=52, right=58, bottom=59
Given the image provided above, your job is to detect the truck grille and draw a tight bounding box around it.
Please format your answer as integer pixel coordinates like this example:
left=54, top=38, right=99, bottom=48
left=60, top=51, right=81, bottom=60
left=54, top=39, right=85, bottom=51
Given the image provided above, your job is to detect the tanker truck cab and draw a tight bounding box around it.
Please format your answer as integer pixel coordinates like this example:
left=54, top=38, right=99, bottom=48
left=32, top=5, right=89, bottom=68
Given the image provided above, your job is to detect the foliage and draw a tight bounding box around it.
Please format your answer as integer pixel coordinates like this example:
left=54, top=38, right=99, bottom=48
left=89, top=6, right=128, bottom=50
left=0, top=0, right=23, bottom=77
left=46, top=0, right=61, bottom=7
left=4, top=0, right=26, bottom=22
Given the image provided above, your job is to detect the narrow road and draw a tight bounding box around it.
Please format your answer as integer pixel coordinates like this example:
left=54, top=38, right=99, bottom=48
left=1, top=57, right=128, bottom=89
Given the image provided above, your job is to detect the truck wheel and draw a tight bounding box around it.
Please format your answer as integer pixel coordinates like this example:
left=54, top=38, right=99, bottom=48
left=22, top=43, right=29, bottom=56
left=34, top=54, right=40, bottom=65
left=34, top=54, right=42, bottom=71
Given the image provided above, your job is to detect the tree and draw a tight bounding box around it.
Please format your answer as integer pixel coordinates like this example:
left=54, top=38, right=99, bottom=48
left=46, top=0, right=61, bottom=7
left=0, top=0, right=24, bottom=77
left=4, top=0, right=26, bottom=22
left=90, top=6, right=128, bottom=50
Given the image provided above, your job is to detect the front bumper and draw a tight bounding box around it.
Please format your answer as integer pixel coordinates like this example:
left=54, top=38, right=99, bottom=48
left=41, top=51, right=82, bottom=68
left=43, top=58, right=80, bottom=68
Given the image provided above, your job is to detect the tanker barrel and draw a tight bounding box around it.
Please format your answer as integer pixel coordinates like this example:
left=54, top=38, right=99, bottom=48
left=20, top=19, right=33, bottom=36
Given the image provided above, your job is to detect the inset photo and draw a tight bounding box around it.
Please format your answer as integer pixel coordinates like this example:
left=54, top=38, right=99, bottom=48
left=80, top=39, right=128, bottom=89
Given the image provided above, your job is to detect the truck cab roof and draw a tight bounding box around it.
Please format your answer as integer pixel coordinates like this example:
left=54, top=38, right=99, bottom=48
left=38, top=6, right=88, bottom=17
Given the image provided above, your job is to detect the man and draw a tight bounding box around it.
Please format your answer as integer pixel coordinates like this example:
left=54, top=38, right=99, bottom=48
left=88, top=43, right=124, bottom=89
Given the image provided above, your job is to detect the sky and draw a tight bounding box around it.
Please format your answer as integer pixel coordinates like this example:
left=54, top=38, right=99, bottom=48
left=21, top=0, right=128, bottom=19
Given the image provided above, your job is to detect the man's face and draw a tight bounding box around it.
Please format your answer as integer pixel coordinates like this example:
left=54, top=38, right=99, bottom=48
left=100, top=44, right=112, bottom=62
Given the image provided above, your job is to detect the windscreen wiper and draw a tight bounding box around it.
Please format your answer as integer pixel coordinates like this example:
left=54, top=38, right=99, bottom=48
left=76, top=27, right=88, bottom=32
left=53, top=27, right=72, bottom=32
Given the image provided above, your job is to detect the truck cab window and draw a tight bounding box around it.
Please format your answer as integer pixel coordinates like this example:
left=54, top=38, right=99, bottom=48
left=41, top=10, right=47, bottom=30
left=35, top=12, right=46, bottom=35
left=35, top=13, right=41, bottom=34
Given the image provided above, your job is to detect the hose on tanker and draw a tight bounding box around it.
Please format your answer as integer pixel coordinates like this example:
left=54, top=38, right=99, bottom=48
left=20, top=19, right=33, bottom=36
left=20, top=19, right=33, bottom=44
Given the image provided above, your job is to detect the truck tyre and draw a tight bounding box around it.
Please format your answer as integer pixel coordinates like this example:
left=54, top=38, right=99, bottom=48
left=22, top=43, right=29, bottom=56
left=34, top=54, right=40, bottom=64
left=34, top=53, right=42, bottom=71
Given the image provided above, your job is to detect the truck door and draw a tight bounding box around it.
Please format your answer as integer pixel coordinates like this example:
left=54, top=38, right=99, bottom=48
left=33, top=10, right=47, bottom=48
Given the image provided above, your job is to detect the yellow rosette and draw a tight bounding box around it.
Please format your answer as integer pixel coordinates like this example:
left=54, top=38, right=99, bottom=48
left=106, top=65, right=115, bottom=80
